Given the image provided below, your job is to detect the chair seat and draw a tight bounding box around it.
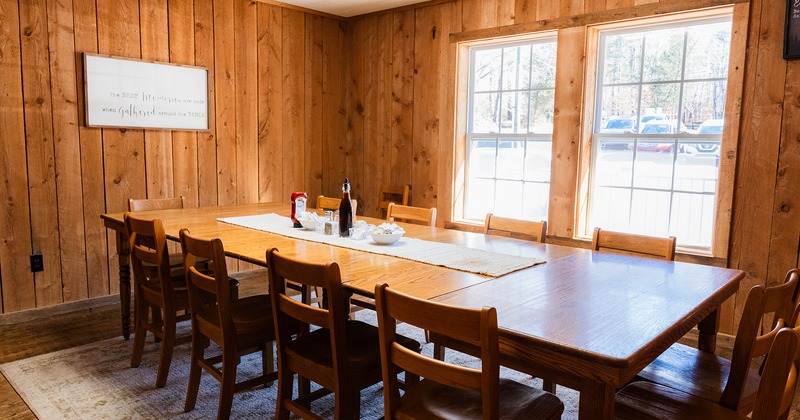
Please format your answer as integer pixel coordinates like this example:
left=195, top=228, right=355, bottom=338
left=616, top=381, right=749, bottom=420
left=636, top=343, right=761, bottom=411
left=395, top=377, right=563, bottom=420
left=197, top=295, right=275, bottom=348
left=287, top=320, right=421, bottom=388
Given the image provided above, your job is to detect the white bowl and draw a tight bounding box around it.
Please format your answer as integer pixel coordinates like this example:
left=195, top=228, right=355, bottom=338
left=299, top=218, right=322, bottom=231
left=371, top=231, right=403, bottom=245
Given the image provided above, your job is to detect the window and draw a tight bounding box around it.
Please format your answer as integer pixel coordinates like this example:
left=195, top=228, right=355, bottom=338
left=463, top=37, right=557, bottom=222
left=587, top=16, right=732, bottom=250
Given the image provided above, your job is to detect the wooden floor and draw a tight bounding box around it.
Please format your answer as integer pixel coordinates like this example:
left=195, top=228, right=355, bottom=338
left=0, top=289, right=798, bottom=419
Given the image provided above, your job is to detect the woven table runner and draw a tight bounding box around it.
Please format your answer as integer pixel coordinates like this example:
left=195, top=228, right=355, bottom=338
left=218, top=213, right=544, bottom=277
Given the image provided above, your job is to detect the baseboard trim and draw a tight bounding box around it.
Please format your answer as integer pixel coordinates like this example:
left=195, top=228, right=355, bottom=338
left=0, top=295, right=121, bottom=326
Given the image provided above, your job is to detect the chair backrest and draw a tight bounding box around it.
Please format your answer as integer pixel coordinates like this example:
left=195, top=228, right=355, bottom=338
left=720, top=269, right=800, bottom=409
left=484, top=213, right=547, bottom=243
left=375, top=282, right=500, bottom=419
left=124, top=213, right=176, bottom=297
left=378, top=185, right=410, bottom=218
left=266, top=248, right=352, bottom=382
left=179, top=229, right=237, bottom=335
left=386, top=203, right=436, bottom=227
left=316, top=195, right=357, bottom=214
left=591, top=227, right=676, bottom=261
left=128, top=196, right=187, bottom=211
left=751, top=323, right=800, bottom=419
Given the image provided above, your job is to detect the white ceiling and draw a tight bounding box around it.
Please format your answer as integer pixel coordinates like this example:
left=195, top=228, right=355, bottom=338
left=277, top=0, right=430, bottom=18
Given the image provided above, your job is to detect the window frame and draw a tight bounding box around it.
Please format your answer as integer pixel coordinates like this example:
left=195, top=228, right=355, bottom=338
left=579, top=6, right=744, bottom=258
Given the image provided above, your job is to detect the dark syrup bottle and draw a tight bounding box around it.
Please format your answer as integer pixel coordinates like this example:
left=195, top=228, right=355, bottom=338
left=339, top=178, right=353, bottom=237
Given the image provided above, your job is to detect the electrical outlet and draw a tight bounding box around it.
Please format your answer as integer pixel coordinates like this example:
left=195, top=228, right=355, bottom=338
left=30, top=254, right=44, bottom=273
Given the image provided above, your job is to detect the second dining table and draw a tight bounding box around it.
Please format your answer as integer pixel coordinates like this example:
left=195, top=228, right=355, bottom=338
left=101, top=202, right=744, bottom=419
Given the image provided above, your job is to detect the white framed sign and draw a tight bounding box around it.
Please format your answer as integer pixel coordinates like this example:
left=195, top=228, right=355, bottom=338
left=83, top=53, right=209, bottom=131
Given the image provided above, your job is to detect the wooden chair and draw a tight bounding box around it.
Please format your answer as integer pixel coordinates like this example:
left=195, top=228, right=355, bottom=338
left=591, top=227, right=676, bottom=260
left=378, top=184, right=410, bottom=218
left=374, top=282, right=564, bottom=419
left=179, top=229, right=277, bottom=420
left=386, top=203, right=436, bottom=226
left=316, top=195, right=357, bottom=214
left=128, top=196, right=192, bottom=275
left=635, top=269, right=800, bottom=413
left=484, top=213, right=547, bottom=243
left=616, top=322, right=800, bottom=420
left=266, top=248, right=421, bottom=420
left=124, top=213, right=191, bottom=388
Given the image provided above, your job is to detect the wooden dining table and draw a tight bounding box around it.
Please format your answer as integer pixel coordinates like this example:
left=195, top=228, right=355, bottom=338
left=101, top=202, right=744, bottom=419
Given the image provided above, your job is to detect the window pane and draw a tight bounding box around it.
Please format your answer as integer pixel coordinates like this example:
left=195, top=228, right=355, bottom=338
left=473, top=49, right=502, bottom=92
left=629, top=189, right=671, bottom=237
left=518, top=45, right=532, bottom=89
left=594, top=142, right=634, bottom=188
left=530, top=90, right=555, bottom=133
left=642, top=28, right=684, bottom=82
left=465, top=178, right=495, bottom=219
left=495, top=180, right=524, bottom=218
left=496, top=141, right=525, bottom=180
left=590, top=187, right=632, bottom=230
left=502, top=47, right=519, bottom=91
left=516, top=92, right=531, bottom=133
left=523, top=182, right=549, bottom=221
left=469, top=139, right=497, bottom=178
left=524, top=140, right=551, bottom=183
left=669, top=193, right=715, bottom=247
left=472, top=93, right=499, bottom=133
left=531, top=43, right=557, bottom=88
left=682, top=81, right=726, bottom=126
left=684, top=22, right=731, bottom=80
left=601, top=86, right=640, bottom=131
left=674, top=141, right=719, bottom=193
left=640, top=83, right=680, bottom=127
left=603, top=33, right=643, bottom=84
left=633, top=146, right=675, bottom=190
left=499, top=92, right=517, bottom=133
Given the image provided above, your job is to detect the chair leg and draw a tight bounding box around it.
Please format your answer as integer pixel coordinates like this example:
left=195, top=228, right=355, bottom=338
left=217, top=347, right=238, bottom=420
left=433, top=343, right=446, bottom=361
left=263, top=343, right=275, bottom=387
left=131, top=298, right=148, bottom=368
left=542, top=380, right=557, bottom=393
left=275, top=365, right=293, bottom=420
left=184, top=334, right=204, bottom=412
left=155, top=311, right=177, bottom=388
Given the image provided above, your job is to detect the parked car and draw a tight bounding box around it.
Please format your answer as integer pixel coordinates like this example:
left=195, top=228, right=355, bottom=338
left=601, top=117, right=635, bottom=134
left=697, top=118, right=724, bottom=134
left=635, top=119, right=687, bottom=152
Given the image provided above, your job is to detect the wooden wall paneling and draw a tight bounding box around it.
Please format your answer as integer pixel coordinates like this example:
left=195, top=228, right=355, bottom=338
left=281, top=9, right=306, bottom=197
left=463, top=0, right=497, bottom=31
left=585, top=0, right=606, bottom=13
left=713, top=3, right=747, bottom=262
left=413, top=3, right=449, bottom=211
left=345, top=19, right=365, bottom=207
left=140, top=0, right=174, bottom=200
left=257, top=3, right=283, bottom=202
left=235, top=0, right=258, bottom=205
left=498, top=0, right=514, bottom=26
left=304, top=14, right=324, bottom=203
left=73, top=0, right=109, bottom=298
left=728, top=0, right=785, bottom=324
left=322, top=18, right=345, bottom=198
left=213, top=0, right=237, bottom=205
left=169, top=0, right=199, bottom=206
left=606, top=0, right=635, bottom=10
left=19, top=0, right=63, bottom=307
left=97, top=0, right=146, bottom=294
left=549, top=27, right=586, bottom=238
left=361, top=14, right=394, bottom=217
left=46, top=0, right=88, bottom=303
left=194, top=0, right=218, bottom=208
left=560, top=0, right=585, bottom=16
left=515, top=0, right=538, bottom=23
left=536, top=0, right=557, bottom=20
left=634, top=0, right=659, bottom=6
left=391, top=10, right=415, bottom=202
left=437, top=2, right=461, bottom=224
left=0, top=0, right=36, bottom=312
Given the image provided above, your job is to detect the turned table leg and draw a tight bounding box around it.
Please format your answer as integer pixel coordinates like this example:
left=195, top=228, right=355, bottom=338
left=116, top=231, right=131, bottom=340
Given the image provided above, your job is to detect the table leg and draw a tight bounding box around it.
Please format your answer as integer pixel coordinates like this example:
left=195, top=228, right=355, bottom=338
left=116, top=231, right=131, bottom=340
left=579, top=382, right=615, bottom=420
left=697, top=307, right=720, bottom=353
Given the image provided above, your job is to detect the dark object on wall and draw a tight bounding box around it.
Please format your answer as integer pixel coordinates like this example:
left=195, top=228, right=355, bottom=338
left=786, top=0, right=800, bottom=59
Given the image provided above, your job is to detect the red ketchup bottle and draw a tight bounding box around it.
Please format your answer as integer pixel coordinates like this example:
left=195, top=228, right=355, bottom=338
left=291, top=192, right=308, bottom=228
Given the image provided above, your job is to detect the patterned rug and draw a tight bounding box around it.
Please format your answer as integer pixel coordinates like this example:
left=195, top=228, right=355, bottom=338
left=0, top=312, right=579, bottom=419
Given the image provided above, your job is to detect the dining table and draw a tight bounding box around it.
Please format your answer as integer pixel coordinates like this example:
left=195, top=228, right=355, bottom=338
left=101, top=202, right=744, bottom=419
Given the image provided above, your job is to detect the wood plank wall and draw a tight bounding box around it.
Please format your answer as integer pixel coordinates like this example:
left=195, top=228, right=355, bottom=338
left=340, top=0, right=799, bottom=334
left=0, top=0, right=346, bottom=314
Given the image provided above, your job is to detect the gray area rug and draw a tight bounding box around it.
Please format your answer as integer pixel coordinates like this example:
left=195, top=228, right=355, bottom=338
left=1, top=311, right=579, bottom=419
